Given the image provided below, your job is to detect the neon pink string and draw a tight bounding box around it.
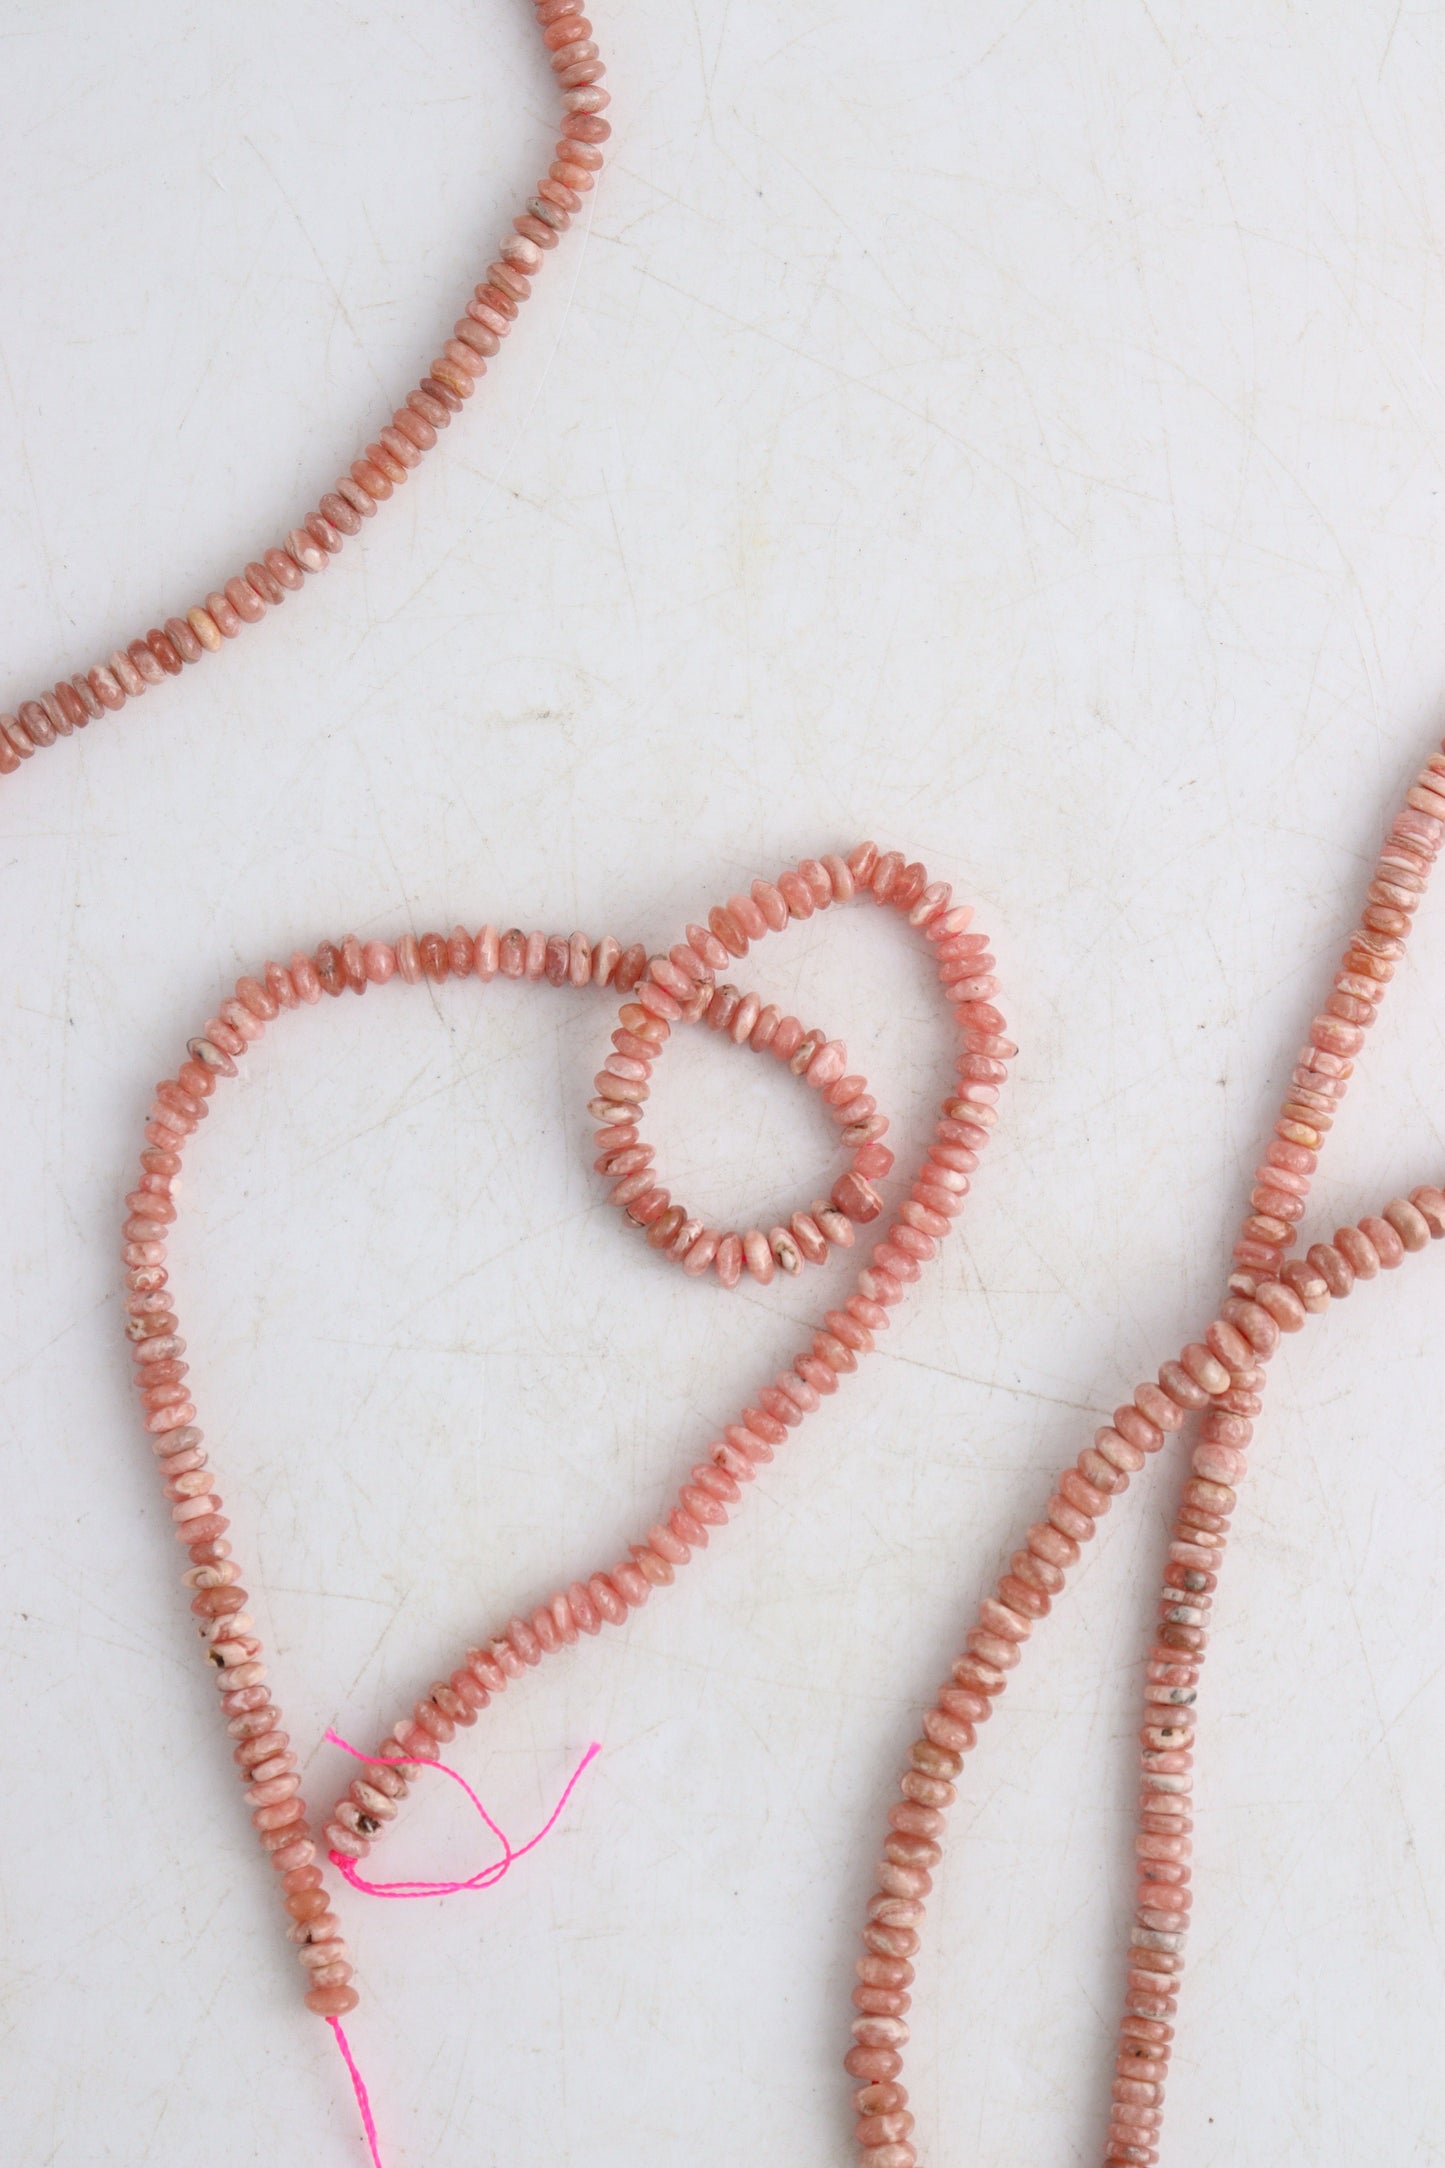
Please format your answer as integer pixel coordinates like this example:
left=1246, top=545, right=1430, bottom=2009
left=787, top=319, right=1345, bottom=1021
left=322, top=1738, right=600, bottom=2165
left=322, top=1730, right=601, bottom=1898
left=329, top=2016, right=386, bottom=2168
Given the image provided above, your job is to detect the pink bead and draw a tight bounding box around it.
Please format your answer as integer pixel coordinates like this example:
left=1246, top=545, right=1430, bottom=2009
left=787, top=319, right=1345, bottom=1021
left=471, top=925, right=499, bottom=979
left=286, top=527, right=328, bottom=574
left=588, top=1574, right=627, bottom=1625
left=833, top=1172, right=883, bottom=1222
left=1360, top=1214, right=1405, bottom=1268
left=750, top=878, right=788, bottom=930
left=726, top=891, right=768, bottom=940
left=777, top=868, right=814, bottom=918
left=263, top=546, right=304, bottom=592
left=791, top=1212, right=828, bottom=1264
left=637, top=979, right=681, bottom=1021
left=806, top=1038, right=848, bottom=1088
left=285, top=951, right=320, bottom=1003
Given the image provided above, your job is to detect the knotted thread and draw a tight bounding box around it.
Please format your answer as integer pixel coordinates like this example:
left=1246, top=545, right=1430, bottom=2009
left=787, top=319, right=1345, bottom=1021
left=324, top=1730, right=601, bottom=1897
left=322, top=1731, right=600, bottom=2162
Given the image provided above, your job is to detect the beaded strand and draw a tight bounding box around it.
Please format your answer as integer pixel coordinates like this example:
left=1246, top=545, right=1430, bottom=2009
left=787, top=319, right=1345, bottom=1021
left=839, top=748, right=1445, bottom=2168
left=121, top=843, right=1009, bottom=2031
left=0, top=0, right=608, bottom=781
left=34, top=3, right=1441, bottom=2149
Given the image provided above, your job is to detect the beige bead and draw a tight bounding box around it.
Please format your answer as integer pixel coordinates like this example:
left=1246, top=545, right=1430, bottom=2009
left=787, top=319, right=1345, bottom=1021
left=1384, top=1196, right=1431, bottom=1251
left=1409, top=1185, right=1445, bottom=1236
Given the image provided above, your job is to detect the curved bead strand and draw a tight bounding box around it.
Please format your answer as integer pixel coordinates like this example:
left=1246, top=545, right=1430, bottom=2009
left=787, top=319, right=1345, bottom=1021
left=0, top=0, right=610, bottom=782
left=122, top=846, right=1004, bottom=2043
left=839, top=752, right=1445, bottom=2168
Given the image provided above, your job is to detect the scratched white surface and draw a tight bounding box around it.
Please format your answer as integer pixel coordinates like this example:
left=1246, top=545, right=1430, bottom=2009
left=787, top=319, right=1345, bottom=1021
left=5, top=2, right=1445, bottom=2161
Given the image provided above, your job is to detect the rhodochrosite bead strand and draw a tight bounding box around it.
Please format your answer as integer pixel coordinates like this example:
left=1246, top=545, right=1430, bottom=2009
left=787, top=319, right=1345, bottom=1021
left=123, top=844, right=1011, bottom=2033
left=323, top=848, right=1004, bottom=1864
left=0, top=0, right=608, bottom=781
left=841, top=749, right=1445, bottom=2168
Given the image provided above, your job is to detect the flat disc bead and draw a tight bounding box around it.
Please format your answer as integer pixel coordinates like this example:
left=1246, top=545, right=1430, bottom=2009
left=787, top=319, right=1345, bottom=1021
left=306, top=1984, right=359, bottom=2016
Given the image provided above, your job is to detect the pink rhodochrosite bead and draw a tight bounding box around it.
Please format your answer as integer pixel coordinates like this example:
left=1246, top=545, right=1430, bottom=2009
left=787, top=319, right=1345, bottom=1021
left=3, top=1, right=612, bottom=782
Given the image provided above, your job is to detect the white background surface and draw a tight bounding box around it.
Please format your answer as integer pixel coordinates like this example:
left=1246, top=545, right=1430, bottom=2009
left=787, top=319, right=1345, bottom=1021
left=5, top=3, right=1445, bottom=2161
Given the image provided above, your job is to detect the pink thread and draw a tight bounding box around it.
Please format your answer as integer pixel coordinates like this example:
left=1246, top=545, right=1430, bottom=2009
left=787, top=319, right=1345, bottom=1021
left=323, top=1730, right=601, bottom=1897
left=329, top=2016, right=386, bottom=2168
left=322, top=1738, right=600, bottom=2165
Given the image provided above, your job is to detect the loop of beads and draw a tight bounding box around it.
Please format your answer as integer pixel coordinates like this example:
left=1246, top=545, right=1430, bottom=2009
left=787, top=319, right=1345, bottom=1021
left=598, top=857, right=925, bottom=1285
left=0, top=0, right=610, bottom=780
left=122, top=839, right=1012, bottom=2026
left=838, top=756, right=1445, bottom=2168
